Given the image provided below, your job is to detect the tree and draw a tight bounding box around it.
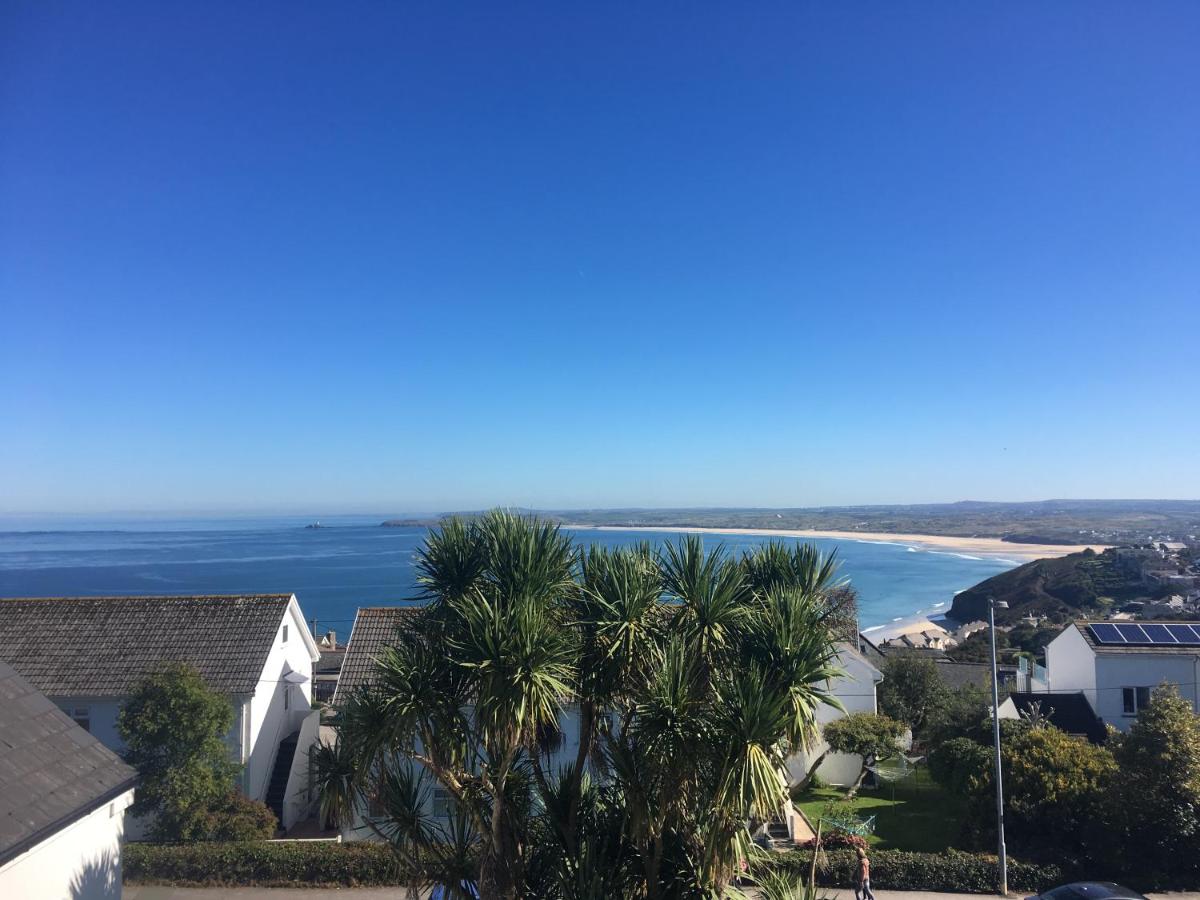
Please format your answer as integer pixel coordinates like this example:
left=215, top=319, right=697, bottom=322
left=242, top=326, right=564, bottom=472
left=877, top=656, right=950, bottom=737
left=117, top=662, right=276, bottom=841
left=822, top=712, right=906, bottom=795
left=1108, top=684, right=1200, bottom=886
left=316, top=513, right=847, bottom=900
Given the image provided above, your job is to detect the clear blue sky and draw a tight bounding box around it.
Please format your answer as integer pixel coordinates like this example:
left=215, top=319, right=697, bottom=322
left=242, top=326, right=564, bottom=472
left=2, top=3, right=1198, bottom=514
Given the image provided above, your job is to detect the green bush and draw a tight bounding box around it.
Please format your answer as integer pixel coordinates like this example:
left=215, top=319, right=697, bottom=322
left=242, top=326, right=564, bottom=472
left=771, top=848, right=1062, bottom=894
left=124, top=841, right=410, bottom=886
left=125, top=841, right=1063, bottom=893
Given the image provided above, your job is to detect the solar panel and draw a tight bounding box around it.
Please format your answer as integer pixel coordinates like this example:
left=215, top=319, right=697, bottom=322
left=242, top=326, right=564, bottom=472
left=1115, top=623, right=1153, bottom=643
left=1139, top=623, right=1177, bottom=643
left=1088, top=623, right=1125, bottom=644
left=1166, top=624, right=1200, bottom=645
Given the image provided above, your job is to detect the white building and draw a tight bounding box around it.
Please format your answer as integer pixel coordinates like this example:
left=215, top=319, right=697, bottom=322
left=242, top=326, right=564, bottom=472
left=0, top=659, right=139, bottom=900
left=332, top=608, right=882, bottom=844
left=1042, top=622, right=1200, bottom=731
left=0, top=594, right=322, bottom=832
left=783, top=641, right=885, bottom=788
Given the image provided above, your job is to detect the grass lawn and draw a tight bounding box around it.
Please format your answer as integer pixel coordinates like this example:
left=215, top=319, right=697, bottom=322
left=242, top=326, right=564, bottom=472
left=792, top=769, right=964, bottom=853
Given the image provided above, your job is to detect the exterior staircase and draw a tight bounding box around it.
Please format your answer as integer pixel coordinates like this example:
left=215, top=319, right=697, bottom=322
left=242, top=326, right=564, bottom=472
left=265, top=731, right=300, bottom=827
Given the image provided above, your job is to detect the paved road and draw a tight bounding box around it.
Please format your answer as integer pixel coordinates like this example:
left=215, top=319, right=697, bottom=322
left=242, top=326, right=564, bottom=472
left=123, top=889, right=1200, bottom=900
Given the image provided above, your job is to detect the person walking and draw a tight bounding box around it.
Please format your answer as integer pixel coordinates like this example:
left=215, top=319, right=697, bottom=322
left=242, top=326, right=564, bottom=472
left=854, top=846, right=875, bottom=900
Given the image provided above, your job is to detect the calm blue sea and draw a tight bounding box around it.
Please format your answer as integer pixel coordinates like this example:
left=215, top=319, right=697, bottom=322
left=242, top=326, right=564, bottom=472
left=0, top=516, right=1020, bottom=632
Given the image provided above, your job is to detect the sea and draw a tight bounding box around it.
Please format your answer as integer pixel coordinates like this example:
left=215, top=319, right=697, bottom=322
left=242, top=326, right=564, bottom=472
left=0, top=515, right=1021, bottom=635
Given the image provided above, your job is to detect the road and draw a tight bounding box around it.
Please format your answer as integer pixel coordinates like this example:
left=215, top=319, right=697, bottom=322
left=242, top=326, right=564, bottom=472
left=123, top=888, right=1200, bottom=900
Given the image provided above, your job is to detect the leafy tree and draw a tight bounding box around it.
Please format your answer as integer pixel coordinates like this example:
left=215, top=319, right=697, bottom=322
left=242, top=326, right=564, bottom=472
left=999, top=724, right=1115, bottom=861
left=877, top=656, right=949, bottom=737
left=118, top=662, right=276, bottom=841
left=822, top=712, right=906, bottom=795
left=316, top=513, right=848, bottom=900
left=1108, top=684, right=1200, bottom=886
left=923, top=683, right=991, bottom=748
left=928, top=736, right=990, bottom=795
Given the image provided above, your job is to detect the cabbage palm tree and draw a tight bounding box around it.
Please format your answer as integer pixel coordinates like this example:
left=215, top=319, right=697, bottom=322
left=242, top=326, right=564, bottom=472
left=317, top=517, right=847, bottom=900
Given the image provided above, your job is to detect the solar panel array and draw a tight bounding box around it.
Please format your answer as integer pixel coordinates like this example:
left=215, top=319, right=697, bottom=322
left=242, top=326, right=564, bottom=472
left=1088, top=622, right=1200, bottom=646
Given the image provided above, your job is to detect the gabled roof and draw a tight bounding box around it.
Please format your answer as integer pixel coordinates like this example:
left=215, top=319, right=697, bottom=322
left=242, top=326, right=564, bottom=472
left=0, top=594, right=297, bottom=696
left=332, top=606, right=425, bottom=705
left=1005, top=691, right=1107, bottom=744
left=0, top=660, right=138, bottom=865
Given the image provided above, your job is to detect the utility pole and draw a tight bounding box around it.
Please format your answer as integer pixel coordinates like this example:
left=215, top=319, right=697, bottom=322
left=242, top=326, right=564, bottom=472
left=988, top=596, right=1009, bottom=896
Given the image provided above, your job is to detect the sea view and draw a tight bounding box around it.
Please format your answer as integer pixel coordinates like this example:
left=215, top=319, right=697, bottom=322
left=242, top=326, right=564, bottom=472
left=0, top=515, right=1020, bottom=633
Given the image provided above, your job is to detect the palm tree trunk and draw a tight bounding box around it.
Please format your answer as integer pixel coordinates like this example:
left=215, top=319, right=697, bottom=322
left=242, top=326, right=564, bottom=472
left=793, top=749, right=829, bottom=793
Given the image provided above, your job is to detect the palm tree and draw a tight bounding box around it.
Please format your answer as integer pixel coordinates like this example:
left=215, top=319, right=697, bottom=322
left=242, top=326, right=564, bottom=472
left=316, top=519, right=847, bottom=899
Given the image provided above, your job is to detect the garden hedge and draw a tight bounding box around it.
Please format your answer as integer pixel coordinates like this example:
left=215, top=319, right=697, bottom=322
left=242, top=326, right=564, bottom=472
left=770, top=848, right=1063, bottom=894
left=124, top=841, right=412, bottom=886
left=125, top=841, right=1063, bottom=892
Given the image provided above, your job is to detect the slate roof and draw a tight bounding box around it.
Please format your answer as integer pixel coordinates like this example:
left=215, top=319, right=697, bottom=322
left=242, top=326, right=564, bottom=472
left=1006, top=691, right=1108, bottom=744
left=0, top=659, right=138, bottom=865
left=0, top=594, right=294, bottom=696
left=332, top=606, right=424, bottom=705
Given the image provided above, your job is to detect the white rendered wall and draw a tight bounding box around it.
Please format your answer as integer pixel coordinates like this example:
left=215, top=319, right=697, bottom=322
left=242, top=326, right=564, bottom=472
left=246, top=600, right=319, bottom=802
left=1092, top=652, right=1200, bottom=731
left=0, top=789, right=134, bottom=900
left=1044, top=627, right=1098, bottom=709
left=784, top=644, right=881, bottom=788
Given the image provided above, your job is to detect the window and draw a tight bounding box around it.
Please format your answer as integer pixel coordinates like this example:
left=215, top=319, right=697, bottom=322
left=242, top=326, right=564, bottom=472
left=68, top=706, right=90, bottom=732
left=282, top=624, right=289, bottom=644
left=283, top=685, right=290, bottom=710
left=433, top=788, right=455, bottom=819
left=1122, top=686, right=1151, bottom=716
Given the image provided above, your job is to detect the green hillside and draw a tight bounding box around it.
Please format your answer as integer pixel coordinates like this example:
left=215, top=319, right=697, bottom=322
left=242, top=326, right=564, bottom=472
left=948, top=548, right=1146, bottom=625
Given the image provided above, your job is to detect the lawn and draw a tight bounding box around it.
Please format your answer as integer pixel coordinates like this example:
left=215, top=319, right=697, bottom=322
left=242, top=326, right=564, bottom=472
left=792, top=769, right=964, bottom=853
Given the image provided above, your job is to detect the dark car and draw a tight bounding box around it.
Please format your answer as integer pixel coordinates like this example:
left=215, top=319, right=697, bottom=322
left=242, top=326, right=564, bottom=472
left=1028, top=882, right=1149, bottom=900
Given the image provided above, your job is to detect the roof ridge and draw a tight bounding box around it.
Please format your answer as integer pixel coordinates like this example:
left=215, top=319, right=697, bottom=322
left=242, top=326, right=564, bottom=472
left=0, top=593, right=294, bottom=601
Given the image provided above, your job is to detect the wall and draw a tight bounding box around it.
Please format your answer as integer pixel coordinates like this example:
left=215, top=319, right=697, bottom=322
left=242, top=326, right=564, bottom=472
left=784, top=643, right=882, bottom=788
left=245, top=600, right=319, bottom=802
left=282, top=710, right=324, bottom=830
left=0, top=788, right=134, bottom=900
left=1092, top=651, right=1200, bottom=731
left=1044, top=626, right=1098, bottom=709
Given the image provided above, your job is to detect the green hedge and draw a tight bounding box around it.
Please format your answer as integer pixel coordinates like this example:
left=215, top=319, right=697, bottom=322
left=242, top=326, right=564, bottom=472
left=126, top=841, right=1063, bottom=893
left=124, top=841, right=411, bottom=887
left=771, top=848, right=1063, bottom=894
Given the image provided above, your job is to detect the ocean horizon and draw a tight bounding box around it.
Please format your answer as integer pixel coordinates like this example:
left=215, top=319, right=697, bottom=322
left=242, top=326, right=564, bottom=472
left=0, top=515, right=1018, bottom=633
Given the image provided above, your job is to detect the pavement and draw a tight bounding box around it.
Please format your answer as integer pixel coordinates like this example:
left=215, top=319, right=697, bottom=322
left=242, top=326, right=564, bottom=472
left=121, top=889, right=1200, bottom=900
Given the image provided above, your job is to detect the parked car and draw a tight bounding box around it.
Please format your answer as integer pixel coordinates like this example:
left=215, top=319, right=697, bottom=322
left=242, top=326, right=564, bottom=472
left=1028, top=883, right=1149, bottom=900
left=430, top=881, right=479, bottom=900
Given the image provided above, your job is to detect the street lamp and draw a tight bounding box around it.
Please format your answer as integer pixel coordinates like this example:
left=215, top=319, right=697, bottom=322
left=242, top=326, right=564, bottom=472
left=988, top=596, right=1009, bottom=896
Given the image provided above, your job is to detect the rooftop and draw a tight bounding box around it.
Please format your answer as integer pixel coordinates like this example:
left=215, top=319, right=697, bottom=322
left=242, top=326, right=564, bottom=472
left=332, top=605, right=424, bottom=705
left=0, top=659, right=138, bottom=865
left=0, top=594, right=296, bottom=696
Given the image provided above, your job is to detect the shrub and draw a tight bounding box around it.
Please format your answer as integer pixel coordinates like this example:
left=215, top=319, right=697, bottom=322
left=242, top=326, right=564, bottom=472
left=800, top=831, right=868, bottom=851
left=124, top=841, right=410, bottom=887
left=770, top=848, right=1062, bottom=894
left=197, top=792, right=278, bottom=841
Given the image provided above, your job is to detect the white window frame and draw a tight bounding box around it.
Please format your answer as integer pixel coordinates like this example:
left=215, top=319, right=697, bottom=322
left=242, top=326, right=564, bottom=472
left=1122, top=686, right=1151, bottom=716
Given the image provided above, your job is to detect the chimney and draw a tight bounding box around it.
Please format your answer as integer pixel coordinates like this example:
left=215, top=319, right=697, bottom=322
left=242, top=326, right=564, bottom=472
left=324, top=629, right=337, bottom=649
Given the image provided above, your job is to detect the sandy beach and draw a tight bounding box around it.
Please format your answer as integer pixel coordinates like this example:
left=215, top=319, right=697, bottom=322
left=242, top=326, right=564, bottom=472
left=564, top=524, right=1108, bottom=562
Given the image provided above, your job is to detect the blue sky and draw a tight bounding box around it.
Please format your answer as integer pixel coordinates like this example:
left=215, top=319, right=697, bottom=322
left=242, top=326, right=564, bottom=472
left=2, top=2, right=1198, bottom=514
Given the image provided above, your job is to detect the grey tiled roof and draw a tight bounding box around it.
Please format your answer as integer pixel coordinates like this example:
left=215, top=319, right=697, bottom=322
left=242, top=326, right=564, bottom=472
left=0, top=595, right=294, bottom=696
left=0, top=659, right=138, bottom=865
left=332, top=606, right=424, bottom=705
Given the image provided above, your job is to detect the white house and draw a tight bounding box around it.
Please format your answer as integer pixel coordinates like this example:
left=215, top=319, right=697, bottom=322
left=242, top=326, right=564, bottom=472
left=331, top=607, right=883, bottom=844
left=783, top=641, right=885, bottom=788
left=0, top=659, right=139, bottom=900
left=0, top=594, right=322, bottom=832
left=1042, top=621, right=1200, bottom=731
